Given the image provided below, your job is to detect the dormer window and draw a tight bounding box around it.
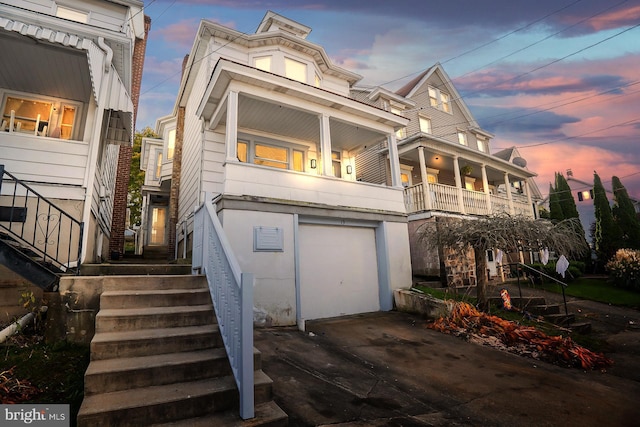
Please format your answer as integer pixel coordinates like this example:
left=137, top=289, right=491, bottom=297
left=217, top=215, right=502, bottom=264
left=476, top=136, right=487, bottom=152
left=284, top=57, right=307, bottom=83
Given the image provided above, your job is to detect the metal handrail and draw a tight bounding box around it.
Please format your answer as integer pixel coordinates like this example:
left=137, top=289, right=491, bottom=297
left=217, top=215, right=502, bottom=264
left=192, top=197, right=255, bottom=420
left=0, top=165, right=83, bottom=276
left=508, top=262, right=568, bottom=315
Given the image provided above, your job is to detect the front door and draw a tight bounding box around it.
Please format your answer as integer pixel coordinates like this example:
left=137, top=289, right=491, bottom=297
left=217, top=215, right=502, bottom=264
left=149, top=207, right=167, bottom=245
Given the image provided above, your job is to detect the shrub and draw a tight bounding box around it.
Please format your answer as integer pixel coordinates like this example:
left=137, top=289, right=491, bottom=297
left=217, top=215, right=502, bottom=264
left=529, top=261, right=582, bottom=283
left=606, top=249, right=640, bottom=290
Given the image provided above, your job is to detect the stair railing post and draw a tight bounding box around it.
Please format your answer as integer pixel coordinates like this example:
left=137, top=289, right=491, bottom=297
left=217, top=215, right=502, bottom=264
left=239, top=272, right=255, bottom=420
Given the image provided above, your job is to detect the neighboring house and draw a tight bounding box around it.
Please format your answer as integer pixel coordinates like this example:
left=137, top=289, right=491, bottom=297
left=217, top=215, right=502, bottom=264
left=141, top=11, right=413, bottom=329
left=352, top=64, right=543, bottom=280
left=139, top=114, right=175, bottom=255
left=547, top=169, right=640, bottom=245
left=0, top=0, right=147, bottom=283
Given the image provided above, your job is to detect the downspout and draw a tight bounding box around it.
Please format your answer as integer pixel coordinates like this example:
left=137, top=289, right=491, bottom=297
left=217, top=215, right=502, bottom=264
left=80, top=37, right=112, bottom=263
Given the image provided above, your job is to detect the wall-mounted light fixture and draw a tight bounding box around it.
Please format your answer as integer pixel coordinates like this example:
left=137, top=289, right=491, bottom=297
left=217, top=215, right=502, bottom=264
left=346, top=165, right=353, bottom=175
left=310, top=159, right=317, bottom=169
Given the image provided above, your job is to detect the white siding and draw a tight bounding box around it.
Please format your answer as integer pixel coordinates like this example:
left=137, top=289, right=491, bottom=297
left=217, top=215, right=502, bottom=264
left=0, top=134, right=88, bottom=190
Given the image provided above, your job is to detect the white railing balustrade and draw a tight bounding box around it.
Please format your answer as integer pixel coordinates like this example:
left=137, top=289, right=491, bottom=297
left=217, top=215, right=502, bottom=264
left=404, top=182, right=534, bottom=218
left=192, top=198, right=255, bottom=420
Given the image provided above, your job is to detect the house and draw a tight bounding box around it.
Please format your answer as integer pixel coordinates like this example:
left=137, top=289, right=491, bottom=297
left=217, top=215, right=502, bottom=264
left=352, top=64, right=543, bottom=281
left=141, top=11, right=413, bottom=329
left=554, top=169, right=640, bottom=245
left=0, top=0, right=148, bottom=286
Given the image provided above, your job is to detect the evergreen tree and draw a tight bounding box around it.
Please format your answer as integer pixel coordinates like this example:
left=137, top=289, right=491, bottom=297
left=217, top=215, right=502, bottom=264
left=593, top=172, right=622, bottom=264
left=556, top=172, right=580, bottom=220
left=548, top=181, right=564, bottom=222
left=611, top=176, right=640, bottom=249
left=128, top=127, right=157, bottom=226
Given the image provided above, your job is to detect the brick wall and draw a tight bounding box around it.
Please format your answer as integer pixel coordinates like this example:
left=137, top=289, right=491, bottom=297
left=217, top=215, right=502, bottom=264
left=167, top=106, right=185, bottom=259
left=109, top=15, right=151, bottom=260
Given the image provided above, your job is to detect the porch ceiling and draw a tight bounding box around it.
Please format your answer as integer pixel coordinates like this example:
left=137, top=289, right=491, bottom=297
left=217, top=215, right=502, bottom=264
left=218, top=93, right=388, bottom=151
left=398, top=137, right=535, bottom=183
left=0, top=32, right=92, bottom=103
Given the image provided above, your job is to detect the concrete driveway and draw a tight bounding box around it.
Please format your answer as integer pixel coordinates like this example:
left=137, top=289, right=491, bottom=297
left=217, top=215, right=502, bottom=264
left=254, top=309, right=640, bottom=426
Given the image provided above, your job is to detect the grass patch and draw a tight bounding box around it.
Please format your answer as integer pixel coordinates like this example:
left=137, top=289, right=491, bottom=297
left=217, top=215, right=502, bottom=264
left=1, top=330, right=89, bottom=426
left=534, top=277, right=640, bottom=308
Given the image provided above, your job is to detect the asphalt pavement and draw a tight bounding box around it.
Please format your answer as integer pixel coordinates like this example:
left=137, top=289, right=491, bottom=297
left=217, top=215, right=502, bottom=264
left=254, top=293, right=640, bottom=427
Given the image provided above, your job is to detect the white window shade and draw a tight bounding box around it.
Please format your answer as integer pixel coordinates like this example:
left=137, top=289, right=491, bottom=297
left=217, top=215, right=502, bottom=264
left=285, top=58, right=307, bottom=83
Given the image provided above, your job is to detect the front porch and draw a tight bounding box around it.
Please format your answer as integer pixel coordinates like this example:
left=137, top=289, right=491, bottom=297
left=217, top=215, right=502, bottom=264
left=404, top=182, right=535, bottom=217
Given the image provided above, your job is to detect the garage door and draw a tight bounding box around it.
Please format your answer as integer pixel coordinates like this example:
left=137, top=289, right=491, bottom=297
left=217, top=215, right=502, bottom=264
left=298, top=224, right=380, bottom=321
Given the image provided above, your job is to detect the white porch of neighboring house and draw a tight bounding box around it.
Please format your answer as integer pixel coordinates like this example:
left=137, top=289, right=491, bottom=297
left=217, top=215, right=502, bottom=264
left=398, top=136, right=538, bottom=219
left=190, top=58, right=412, bottom=328
left=0, top=7, right=135, bottom=264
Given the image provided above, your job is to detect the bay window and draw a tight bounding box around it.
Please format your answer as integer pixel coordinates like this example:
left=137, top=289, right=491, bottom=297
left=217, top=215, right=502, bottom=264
left=1, top=93, right=79, bottom=140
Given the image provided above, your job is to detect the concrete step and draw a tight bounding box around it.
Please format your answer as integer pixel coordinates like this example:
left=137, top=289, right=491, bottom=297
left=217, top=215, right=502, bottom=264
left=84, top=347, right=263, bottom=395
left=151, top=401, right=288, bottom=427
left=545, top=313, right=576, bottom=326
left=569, top=321, right=592, bottom=334
left=101, top=275, right=206, bottom=291
left=95, top=305, right=215, bottom=332
left=526, top=304, right=561, bottom=315
left=100, top=288, right=211, bottom=309
left=77, top=371, right=274, bottom=427
left=90, top=324, right=222, bottom=360
left=80, top=264, right=192, bottom=276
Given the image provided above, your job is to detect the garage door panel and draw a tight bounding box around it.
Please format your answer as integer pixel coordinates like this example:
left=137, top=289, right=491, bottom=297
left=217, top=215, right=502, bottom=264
left=299, top=224, right=379, bottom=321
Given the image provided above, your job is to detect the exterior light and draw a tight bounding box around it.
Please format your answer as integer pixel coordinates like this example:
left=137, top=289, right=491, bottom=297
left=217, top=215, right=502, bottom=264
left=310, top=159, right=317, bottom=169
left=577, top=190, right=593, bottom=201
left=346, top=165, right=353, bottom=174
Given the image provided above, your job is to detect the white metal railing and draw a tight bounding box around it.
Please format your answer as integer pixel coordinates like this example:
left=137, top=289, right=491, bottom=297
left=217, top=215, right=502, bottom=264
left=192, top=198, right=254, bottom=420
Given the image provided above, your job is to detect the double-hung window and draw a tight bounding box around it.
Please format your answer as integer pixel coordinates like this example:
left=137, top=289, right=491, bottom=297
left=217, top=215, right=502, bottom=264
left=419, top=116, right=432, bottom=134
left=238, top=139, right=305, bottom=172
left=427, top=86, right=452, bottom=114
left=284, top=57, right=307, bottom=83
left=458, top=131, right=467, bottom=146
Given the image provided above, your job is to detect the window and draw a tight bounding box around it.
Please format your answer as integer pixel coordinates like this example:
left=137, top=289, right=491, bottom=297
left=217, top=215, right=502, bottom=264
left=391, top=107, right=406, bottom=140
left=426, top=167, right=439, bottom=184
left=155, top=151, right=162, bottom=180
left=1, top=94, right=79, bottom=139
left=332, top=151, right=341, bottom=178
left=427, top=86, right=452, bottom=114
left=167, top=129, right=176, bottom=159
left=441, top=92, right=451, bottom=113
left=56, top=5, right=88, bottom=23
left=458, top=131, right=467, bottom=146
left=254, top=56, right=271, bottom=72
left=476, top=136, right=487, bottom=152
left=419, top=116, right=432, bottom=134
left=428, top=87, right=438, bottom=108
left=314, top=73, right=321, bottom=88
left=400, top=164, right=413, bottom=187
left=285, top=57, right=307, bottom=83
left=237, top=139, right=306, bottom=172
left=59, top=105, right=76, bottom=140
left=464, top=176, right=476, bottom=191
left=255, top=143, right=288, bottom=169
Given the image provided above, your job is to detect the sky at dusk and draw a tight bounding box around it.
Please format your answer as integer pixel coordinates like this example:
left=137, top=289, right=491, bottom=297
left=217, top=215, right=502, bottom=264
left=137, top=0, right=640, bottom=200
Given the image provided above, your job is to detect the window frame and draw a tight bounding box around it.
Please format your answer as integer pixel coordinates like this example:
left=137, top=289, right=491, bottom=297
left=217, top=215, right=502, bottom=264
left=284, top=56, right=308, bottom=83
left=419, top=115, right=432, bottom=134
left=1, top=91, right=82, bottom=140
left=457, top=131, right=468, bottom=146
left=237, top=136, right=308, bottom=172
left=427, top=86, right=452, bottom=114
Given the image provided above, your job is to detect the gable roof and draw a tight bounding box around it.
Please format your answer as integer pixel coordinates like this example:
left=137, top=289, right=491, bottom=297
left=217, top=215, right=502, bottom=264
left=395, top=63, right=481, bottom=129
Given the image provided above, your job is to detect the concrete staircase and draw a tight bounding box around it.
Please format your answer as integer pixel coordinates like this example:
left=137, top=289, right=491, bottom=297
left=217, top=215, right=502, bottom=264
left=77, top=275, right=287, bottom=426
left=488, top=295, right=591, bottom=334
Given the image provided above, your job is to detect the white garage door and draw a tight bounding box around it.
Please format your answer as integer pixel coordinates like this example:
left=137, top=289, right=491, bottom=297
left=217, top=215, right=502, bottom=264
left=298, top=224, right=380, bottom=321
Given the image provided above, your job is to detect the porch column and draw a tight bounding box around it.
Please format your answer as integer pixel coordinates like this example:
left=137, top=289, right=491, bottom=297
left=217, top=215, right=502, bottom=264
left=319, top=113, right=332, bottom=176
left=481, top=164, right=492, bottom=213
left=388, top=133, right=402, bottom=188
left=504, top=172, right=515, bottom=215
left=524, top=179, right=534, bottom=218
left=418, top=146, right=432, bottom=210
left=225, top=90, right=239, bottom=162
left=453, top=155, right=466, bottom=214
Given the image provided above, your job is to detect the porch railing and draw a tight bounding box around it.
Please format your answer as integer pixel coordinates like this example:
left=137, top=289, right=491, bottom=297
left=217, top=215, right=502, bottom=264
left=404, top=182, right=534, bottom=218
left=0, top=165, right=83, bottom=276
left=192, top=197, right=255, bottom=420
